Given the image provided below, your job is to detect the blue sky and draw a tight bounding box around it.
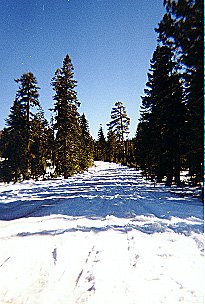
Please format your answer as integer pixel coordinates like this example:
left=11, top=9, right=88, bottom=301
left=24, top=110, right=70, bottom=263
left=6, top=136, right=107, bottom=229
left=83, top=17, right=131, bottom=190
left=0, top=0, right=165, bottom=138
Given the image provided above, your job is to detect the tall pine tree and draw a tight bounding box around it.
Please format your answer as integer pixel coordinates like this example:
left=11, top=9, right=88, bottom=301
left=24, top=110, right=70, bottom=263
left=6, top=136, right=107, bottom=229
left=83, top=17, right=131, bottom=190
left=136, top=45, right=185, bottom=185
left=15, top=72, right=40, bottom=178
left=107, top=101, right=130, bottom=164
left=156, top=0, right=203, bottom=183
left=51, top=54, right=81, bottom=178
left=0, top=72, right=40, bottom=181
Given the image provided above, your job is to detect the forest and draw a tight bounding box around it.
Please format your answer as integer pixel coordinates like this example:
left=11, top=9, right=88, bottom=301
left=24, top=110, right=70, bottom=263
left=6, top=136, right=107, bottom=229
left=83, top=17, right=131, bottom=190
left=0, top=0, right=203, bottom=186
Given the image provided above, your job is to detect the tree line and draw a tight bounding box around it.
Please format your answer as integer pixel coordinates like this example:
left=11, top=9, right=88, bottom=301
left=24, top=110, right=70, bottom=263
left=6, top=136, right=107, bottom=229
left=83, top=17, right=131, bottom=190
left=0, top=55, right=132, bottom=183
left=95, top=0, right=203, bottom=186
left=0, top=55, right=94, bottom=182
left=94, top=101, right=135, bottom=167
left=0, top=0, right=203, bottom=186
left=135, top=0, right=203, bottom=186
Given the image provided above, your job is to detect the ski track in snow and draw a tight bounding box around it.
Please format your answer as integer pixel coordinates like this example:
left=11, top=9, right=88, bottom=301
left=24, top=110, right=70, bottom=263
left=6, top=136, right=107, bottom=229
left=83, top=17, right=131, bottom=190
left=0, top=161, right=204, bottom=304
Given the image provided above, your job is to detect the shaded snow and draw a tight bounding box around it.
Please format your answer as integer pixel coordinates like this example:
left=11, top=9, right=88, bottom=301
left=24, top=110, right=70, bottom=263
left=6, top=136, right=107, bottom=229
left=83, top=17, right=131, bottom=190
left=0, top=161, right=204, bottom=303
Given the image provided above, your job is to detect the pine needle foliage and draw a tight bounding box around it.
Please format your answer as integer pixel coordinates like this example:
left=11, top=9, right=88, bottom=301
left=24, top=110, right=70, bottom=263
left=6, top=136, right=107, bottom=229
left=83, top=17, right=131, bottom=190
left=51, top=54, right=82, bottom=178
left=107, top=101, right=130, bottom=164
left=0, top=72, right=41, bottom=181
left=156, top=0, right=203, bottom=182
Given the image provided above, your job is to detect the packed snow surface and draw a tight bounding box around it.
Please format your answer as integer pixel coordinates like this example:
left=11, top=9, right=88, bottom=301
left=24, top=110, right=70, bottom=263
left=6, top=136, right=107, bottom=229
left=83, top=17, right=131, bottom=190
left=0, top=161, right=204, bottom=304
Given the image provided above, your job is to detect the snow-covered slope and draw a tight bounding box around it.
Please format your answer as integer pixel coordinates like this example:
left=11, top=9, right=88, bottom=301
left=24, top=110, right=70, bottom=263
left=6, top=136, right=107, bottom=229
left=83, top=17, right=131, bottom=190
left=0, top=161, right=204, bottom=303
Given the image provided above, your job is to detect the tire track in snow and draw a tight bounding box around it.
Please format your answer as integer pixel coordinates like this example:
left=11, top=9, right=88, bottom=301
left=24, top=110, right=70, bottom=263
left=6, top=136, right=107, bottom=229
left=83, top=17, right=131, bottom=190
left=0, top=256, right=11, bottom=268
left=126, top=231, right=140, bottom=268
left=75, top=245, right=94, bottom=287
left=74, top=245, right=100, bottom=303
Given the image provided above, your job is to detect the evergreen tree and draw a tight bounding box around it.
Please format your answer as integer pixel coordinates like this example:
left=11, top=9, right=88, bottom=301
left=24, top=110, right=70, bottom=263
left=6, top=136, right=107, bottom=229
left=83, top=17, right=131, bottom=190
left=136, top=45, right=185, bottom=185
left=107, top=129, right=117, bottom=162
left=95, top=125, right=107, bottom=161
left=51, top=54, right=81, bottom=178
left=79, top=113, right=94, bottom=170
left=14, top=72, right=40, bottom=177
left=107, top=101, right=130, bottom=164
left=29, top=108, right=53, bottom=179
left=135, top=122, right=152, bottom=176
left=0, top=73, right=40, bottom=181
left=0, top=99, right=27, bottom=182
left=156, top=0, right=203, bottom=182
left=49, top=115, right=56, bottom=175
left=124, top=139, right=136, bottom=167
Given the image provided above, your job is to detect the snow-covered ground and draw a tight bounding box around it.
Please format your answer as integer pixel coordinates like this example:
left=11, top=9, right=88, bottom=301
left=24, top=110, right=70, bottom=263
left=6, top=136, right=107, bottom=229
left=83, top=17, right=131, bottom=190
left=0, top=161, right=204, bottom=304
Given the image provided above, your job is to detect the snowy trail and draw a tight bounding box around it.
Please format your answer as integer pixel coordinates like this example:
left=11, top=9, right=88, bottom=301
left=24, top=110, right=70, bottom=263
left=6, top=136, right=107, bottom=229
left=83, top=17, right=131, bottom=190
left=0, top=162, right=203, bottom=224
left=0, top=161, right=204, bottom=304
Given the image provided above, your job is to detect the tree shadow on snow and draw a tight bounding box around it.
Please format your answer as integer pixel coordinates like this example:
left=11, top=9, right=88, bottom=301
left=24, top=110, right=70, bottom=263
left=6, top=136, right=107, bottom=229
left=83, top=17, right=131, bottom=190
left=0, top=184, right=203, bottom=236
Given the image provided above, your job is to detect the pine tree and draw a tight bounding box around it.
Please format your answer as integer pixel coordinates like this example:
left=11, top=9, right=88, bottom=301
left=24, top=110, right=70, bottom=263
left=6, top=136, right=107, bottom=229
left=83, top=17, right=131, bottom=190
left=136, top=45, right=185, bottom=185
left=30, top=108, right=53, bottom=179
left=107, top=101, right=130, bottom=164
left=79, top=113, right=94, bottom=170
left=156, top=0, right=203, bottom=182
left=107, top=129, right=117, bottom=162
left=0, top=98, right=27, bottom=182
left=49, top=115, right=56, bottom=176
left=51, top=54, right=81, bottom=178
left=95, top=125, right=107, bottom=161
left=135, top=122, right=152, bottom=177
left=0, top=73, right=40, bottom=182
left=14, top=72, right=40, bottom=178
left=124, top=139, right=136, bottom=167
